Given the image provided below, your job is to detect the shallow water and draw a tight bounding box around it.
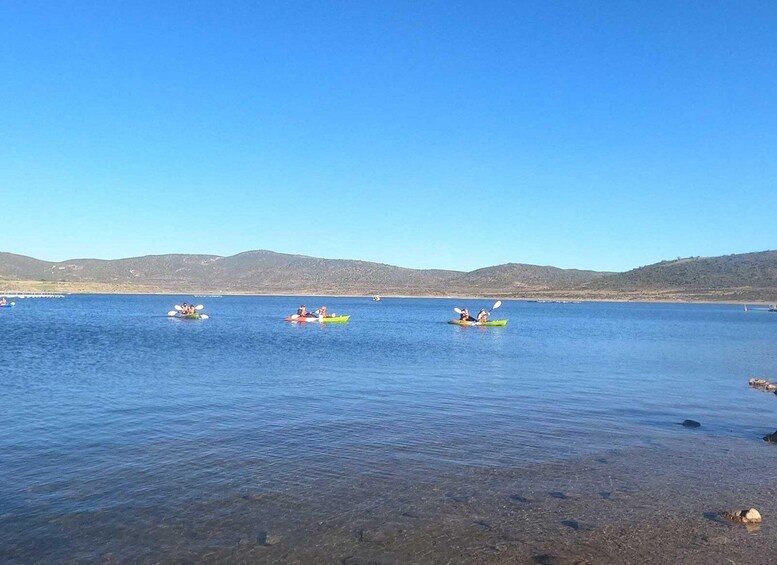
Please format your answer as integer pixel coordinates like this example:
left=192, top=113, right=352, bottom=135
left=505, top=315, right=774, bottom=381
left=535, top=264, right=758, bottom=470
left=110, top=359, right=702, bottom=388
left=1, top=296, right=776, bottom=563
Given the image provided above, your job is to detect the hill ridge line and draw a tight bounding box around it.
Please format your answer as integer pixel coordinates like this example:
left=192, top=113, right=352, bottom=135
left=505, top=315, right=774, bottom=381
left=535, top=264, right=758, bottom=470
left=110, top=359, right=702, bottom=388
left=1, top=249, right=776, bottom=302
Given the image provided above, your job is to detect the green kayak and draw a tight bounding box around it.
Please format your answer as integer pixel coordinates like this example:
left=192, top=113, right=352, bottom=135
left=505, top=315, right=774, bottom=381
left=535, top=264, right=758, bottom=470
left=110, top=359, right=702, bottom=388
left=321, top=315, right=350, bottom=323
left=167, top=305, right=208, bottom=320
left=448, top=319, right=508, bottom=327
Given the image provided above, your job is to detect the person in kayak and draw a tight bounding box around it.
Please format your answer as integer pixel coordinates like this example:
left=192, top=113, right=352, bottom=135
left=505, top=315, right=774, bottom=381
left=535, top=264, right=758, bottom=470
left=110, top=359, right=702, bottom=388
left=459, top=308, right=476, bottom=322
left=297, top=305, right=308, bottom=317
left=477, top=308, right=489, bottom=323
left=0, top=297, right=7, bottom=306
left=315, top=306, right=328, bottom=318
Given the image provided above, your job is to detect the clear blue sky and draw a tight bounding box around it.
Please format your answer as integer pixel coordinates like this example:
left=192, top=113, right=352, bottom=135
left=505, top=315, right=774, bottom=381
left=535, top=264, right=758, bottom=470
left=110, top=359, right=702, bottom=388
left=1, top=1, right=775, bottom=272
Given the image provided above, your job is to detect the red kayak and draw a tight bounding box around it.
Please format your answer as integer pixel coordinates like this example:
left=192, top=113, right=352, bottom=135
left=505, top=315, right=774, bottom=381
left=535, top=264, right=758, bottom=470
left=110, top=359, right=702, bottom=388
left=285, top=314, right=350, bottom=323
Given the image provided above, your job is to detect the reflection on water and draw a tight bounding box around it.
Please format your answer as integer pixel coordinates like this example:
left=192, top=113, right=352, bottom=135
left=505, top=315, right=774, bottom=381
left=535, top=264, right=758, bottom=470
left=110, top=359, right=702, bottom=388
left=1, top=296, right=776, bottom=562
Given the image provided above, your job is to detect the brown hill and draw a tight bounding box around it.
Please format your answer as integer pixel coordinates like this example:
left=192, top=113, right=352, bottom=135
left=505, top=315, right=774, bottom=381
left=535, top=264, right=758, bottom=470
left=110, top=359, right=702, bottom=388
left=458, top=263, right=609, bottom=291
left=0, top=250, right=603, bottom=296
left=2, top=249, right=776, bottom=300
left=576, top=251, right=777, bottom=301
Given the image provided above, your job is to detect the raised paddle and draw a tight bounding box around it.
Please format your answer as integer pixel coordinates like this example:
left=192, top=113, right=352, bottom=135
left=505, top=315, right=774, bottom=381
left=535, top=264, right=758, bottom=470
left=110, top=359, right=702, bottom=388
left=453, top=307, right=477, bottom=322
left=174, top=305, right=183, bottom=311
left=456, top=302, right=501, bottom=314
left=195, top=304, right=204, bottom=310
left=478, top=300, right=503, bottom=321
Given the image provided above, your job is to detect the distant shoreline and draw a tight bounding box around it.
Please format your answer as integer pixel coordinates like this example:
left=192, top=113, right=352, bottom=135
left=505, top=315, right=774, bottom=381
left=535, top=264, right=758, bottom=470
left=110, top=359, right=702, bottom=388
left=2, top=285, right=770, bottom=306
left=3, top=249, right=777, bottom=304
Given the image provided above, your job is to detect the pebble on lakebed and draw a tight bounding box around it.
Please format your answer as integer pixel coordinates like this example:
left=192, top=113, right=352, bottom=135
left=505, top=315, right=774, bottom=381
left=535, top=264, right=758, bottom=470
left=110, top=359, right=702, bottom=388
left=681, top=420, right=701, bottom=428
left=721, top=508, right=762, bottom=525
left=257, top=532, right=281, bottom=546
left=763, top=431, right=777, bottom=444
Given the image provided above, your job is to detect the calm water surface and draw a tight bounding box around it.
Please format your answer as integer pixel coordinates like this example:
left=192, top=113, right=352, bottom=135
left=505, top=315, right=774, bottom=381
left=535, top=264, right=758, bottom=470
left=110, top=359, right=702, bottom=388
left=1, top=296, right=776, bottom=562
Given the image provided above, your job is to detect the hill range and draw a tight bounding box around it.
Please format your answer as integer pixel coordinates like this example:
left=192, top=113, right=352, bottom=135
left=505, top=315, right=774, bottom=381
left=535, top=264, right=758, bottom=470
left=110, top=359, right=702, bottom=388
left=1, top=249, right=776, bottom=302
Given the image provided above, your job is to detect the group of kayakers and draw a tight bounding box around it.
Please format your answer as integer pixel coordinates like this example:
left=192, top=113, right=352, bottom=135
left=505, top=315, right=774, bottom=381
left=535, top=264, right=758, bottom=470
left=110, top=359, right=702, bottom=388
left=165, top=300, right=501, bottom=325
left=179, top=302, right=197, bottom=316
left=296, top=303, right=495, bottom=322
left=459, top=307, right=490, bottom=323
left=296, top=304, right=333, bottom=318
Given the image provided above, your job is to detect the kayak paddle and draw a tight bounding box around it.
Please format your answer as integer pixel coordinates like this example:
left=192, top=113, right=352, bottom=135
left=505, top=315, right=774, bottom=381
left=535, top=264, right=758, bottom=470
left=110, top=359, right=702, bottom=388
left=200, top=314, right=209, bottom=320
left=167, top=310, right=177, bottom=316
left=492, top=300, right=502, bottom=310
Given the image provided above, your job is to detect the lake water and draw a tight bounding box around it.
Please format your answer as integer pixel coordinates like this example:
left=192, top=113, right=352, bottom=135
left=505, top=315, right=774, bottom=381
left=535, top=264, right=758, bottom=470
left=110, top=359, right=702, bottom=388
left=1, top=296, right=776, bottom=563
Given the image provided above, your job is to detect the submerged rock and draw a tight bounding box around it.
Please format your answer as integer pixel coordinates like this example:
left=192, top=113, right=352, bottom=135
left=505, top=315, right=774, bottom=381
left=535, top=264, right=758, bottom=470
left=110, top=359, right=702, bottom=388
left=342, top=558, right=383, bottom=565
left=722, top=508, right=762, bottom=525
left=357, top=526, right=404, bottom=543
left=257, top=531, right=281, bottom=546
left=681, top=420, right=701, bottom=428
left=763, top=431, right=777, bottom=444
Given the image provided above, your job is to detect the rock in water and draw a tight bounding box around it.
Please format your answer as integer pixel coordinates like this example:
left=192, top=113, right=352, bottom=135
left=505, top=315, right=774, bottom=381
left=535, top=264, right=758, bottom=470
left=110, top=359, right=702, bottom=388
left=745, top=508, right=762, bottom=522
left=763, top=431, right=777, bottom=443
left=722, top=508, right=762, bottom=524
left=682, top=420, right=701, bottom=428
left=257, top=532, right=280, bottom=546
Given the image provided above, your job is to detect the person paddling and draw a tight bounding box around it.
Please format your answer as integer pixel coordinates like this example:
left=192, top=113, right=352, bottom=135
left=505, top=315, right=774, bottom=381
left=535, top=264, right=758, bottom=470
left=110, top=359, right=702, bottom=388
left=0, top=297, right=6, bottom=306
left=452, top=300, right=502, bottom=326
left=315, top=306, right=328, bottom=318
left=459, top=308, right=475, bottom=322
left=297, top=305, right=308, bottom=317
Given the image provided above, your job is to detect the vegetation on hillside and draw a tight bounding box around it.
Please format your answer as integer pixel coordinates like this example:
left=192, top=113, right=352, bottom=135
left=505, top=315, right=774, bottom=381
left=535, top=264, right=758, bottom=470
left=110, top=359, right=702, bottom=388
left=1, top=250, right=775, bottom=301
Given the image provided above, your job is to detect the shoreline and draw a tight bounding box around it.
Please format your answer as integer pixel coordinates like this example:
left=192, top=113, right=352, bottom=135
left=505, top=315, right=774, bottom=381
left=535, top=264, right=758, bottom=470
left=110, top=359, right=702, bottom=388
left=1, top=285, right=770, bottom=306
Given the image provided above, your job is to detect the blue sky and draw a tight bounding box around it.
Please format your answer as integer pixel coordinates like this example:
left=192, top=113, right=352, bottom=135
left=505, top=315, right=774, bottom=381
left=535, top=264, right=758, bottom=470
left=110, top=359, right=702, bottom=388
left=1, top=1, right=775, bottom=272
